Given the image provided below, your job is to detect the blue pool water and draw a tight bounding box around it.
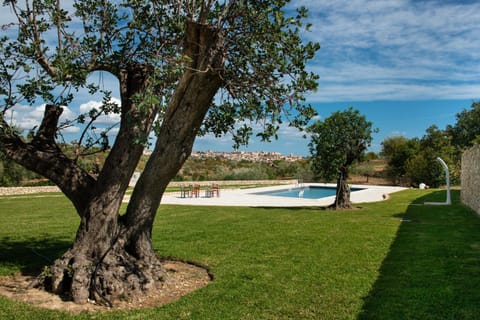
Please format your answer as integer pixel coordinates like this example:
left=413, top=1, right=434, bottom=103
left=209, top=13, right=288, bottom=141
left=256, top=186, right=364, bottom=199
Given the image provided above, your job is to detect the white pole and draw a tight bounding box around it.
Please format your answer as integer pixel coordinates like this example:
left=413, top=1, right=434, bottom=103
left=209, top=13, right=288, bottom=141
left=425, top=157, right=452, bottom=205
left=436, top=157, right=451, bottom=205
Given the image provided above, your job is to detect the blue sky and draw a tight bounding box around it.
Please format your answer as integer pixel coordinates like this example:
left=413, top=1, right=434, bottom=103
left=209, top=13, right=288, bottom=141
left=3, top=0, right=480, bottom=156
left=195, top=100, right=471, bottom=155
left=195, top=0, right=480, bottom=155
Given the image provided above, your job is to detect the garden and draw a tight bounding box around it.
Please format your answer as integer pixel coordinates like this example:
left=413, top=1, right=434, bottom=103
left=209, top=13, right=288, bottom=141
left=1, top=188, right=479, bottom=319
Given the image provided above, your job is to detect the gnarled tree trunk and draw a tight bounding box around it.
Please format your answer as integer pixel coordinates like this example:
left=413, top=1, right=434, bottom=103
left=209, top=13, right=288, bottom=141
left=27, top=63, right=165, bottom=305
left=332, top=141, right=367, bottom=209
left=333, top=166, right=352, bottom=209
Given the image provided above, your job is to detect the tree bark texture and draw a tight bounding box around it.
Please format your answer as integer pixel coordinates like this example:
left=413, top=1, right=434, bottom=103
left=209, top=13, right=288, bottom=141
left=332, top=141, right=367, bottom=209
left=333, top=166, right=352, bottom=209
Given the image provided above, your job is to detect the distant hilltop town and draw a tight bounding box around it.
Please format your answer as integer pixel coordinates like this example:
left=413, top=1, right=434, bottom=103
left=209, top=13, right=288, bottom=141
left=143, top=149, right=305, bottom=162
left=190, top=150, right=304, bottom=162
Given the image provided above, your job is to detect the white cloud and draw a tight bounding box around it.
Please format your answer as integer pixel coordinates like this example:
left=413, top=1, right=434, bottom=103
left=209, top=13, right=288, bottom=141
left=60, top=106, right=78, bottom=122
left=308, top=83, right=480, bottom=102
left=91, top=127, right=120, bottom=136
left=78, top=98, right=121, bottom=125
left=60, top=125, right=81, bottom=134
left=5, top=104, right=81, bottom=134
left=293, top=0, right=480, bottom=102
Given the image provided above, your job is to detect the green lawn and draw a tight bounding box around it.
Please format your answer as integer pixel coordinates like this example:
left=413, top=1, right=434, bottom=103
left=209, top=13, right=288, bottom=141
left=0, top=189, right=479, bottom=319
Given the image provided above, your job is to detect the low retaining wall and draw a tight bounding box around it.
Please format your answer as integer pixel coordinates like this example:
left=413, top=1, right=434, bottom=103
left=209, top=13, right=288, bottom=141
left=0, top=186, right=60, bottom=196
left=168, top=179, right=298, bottom=187
left=128, top=171, right=298, bottom=188
left=461, top=145, right=480, bottom=215
left=2, top=180, right=299, bottom=195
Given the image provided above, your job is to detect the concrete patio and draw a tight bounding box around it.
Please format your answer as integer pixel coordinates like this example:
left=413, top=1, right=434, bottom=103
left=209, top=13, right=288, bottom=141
left=152, top=183, right=406, bottom=207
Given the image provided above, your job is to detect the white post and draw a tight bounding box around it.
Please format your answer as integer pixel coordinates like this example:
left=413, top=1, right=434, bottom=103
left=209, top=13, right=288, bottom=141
left=424, top=157, right=451, bottom=205
left=436, top=157, right=451, bottom=205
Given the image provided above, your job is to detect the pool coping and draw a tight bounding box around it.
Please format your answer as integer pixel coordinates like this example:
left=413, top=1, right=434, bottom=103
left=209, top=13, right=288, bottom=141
left=153, top=183, right=406, bottom=207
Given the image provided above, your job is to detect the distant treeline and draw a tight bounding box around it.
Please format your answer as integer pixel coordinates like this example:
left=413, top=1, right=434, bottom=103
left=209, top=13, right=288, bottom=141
left=380, top=102, right=480, bottom=187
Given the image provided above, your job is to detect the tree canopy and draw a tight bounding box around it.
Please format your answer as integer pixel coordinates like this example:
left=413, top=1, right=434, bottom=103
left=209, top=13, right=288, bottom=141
left=308, top=107, right=376, bottom=209
left=447, top=102, right=480, bottom=149
left=1, top=0, right=319, bottom=149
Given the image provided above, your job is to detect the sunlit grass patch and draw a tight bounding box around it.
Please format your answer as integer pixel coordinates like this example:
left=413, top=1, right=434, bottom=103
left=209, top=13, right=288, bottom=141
left=0, top=189, right=479, bottom=319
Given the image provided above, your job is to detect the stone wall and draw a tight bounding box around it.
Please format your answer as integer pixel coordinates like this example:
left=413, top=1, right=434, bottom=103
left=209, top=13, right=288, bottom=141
left=0, top=186, right=60, bottom=196
left=461, top=145, right=480, bottom=215
left=129, top=173, right=298, bottom=187
left=2, top=180, right=299, bottom=195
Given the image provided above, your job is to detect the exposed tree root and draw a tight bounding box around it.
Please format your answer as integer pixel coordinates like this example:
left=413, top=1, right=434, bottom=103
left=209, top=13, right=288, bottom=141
left=31, top=242, right=167, bottom=306
left=1, top=260, right=210, bottom=313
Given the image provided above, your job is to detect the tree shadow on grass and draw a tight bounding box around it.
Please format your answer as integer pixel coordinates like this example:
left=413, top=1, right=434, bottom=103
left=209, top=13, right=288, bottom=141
left=358, top=190, right=480, bottom=320
left=0, top=237, right=71, bottom=275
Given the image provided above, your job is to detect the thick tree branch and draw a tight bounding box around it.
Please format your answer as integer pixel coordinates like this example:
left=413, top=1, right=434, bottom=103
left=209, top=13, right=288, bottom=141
left=124, top=21, right=223, bottom=242
left=33, top=104, right=62, bottom=143
left=0, top=105, right=95, bottom=216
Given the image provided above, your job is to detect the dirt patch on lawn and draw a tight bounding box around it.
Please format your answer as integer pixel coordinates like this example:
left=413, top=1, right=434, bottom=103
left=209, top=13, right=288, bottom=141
left=0, top=260, right=211, bottom=314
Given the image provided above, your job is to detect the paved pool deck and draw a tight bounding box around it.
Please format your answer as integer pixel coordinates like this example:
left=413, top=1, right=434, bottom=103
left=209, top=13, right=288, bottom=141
left=154, top=183, right=406, bottom=207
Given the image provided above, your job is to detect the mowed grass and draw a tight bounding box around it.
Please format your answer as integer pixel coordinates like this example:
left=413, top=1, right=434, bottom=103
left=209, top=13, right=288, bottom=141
left=0, top=189, right=479, bottom=319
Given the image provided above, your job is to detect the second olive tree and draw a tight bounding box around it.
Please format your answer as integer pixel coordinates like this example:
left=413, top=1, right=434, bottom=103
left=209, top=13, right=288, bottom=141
left=308, top=107, right=377, bottom=209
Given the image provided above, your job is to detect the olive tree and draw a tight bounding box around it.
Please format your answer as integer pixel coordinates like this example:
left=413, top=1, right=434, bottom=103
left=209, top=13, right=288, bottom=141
left=308, top=107, right=376, bottom=209
left=0, top=0, right=319, bottom=305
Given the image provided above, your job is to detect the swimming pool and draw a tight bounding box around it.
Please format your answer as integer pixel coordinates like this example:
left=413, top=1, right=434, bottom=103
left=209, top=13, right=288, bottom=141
left=255, top=186, right=365, bottom=199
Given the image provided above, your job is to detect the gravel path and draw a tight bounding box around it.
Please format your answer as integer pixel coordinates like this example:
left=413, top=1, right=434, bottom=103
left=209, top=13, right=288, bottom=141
left=0, top=186, right=61, bottom=196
